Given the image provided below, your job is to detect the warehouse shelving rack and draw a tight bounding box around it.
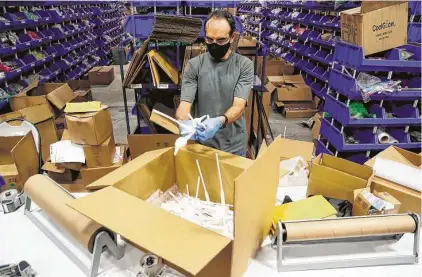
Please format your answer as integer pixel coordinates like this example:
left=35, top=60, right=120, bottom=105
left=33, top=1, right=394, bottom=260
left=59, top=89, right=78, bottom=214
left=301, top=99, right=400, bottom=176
left=0, top=1, right=129, bottom=111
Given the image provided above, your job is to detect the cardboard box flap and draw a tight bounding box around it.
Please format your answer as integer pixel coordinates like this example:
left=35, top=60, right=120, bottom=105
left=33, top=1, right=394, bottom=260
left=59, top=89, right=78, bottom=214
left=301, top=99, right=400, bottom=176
left=11, top=133, right=39, bottom=187
left=86, top=148, right=172, bottom=190
left=89, top=67, right=102, bottom=73
left=361, top=1, right=406, bottom=13
left=42, top=162, right=66, bottom=173
left=68, top=186, right=232, bottom=276
left=365, top=146, right=421, bottom=168
left=66, top=106, right=109, bottom=118
left=46, top=83, right=75, bottom=110
left=282, top=75, right=306, bottom=84
left=264, top=82, right=276, bottom=94
left=0, top=104, right=53, bottom=124
left=278, top=138, right=313, bottom=162
left=317, top=154, right=373, bottom=180
left=64, top=101, right=102, bottom=113
left=231, top=137, right=282, bottom=277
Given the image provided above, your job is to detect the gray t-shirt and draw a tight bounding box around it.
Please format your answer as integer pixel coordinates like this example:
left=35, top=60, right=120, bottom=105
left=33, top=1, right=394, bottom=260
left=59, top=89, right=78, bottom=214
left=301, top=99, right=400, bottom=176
left=181, top=52, right=254, bottom=155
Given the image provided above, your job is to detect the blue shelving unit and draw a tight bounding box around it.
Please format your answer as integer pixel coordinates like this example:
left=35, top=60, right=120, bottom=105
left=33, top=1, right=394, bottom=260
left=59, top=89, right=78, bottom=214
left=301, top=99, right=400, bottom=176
left=0, top=1, right=130, bottom=109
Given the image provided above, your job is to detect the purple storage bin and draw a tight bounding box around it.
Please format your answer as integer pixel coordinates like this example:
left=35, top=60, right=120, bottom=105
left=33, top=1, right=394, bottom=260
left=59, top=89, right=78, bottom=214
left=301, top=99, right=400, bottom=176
left=66, top=71, right=77, bottom=80
left=310, top=49, right=332, bottom=66
left=46, top=46, right=58, bottom=58
left=53, top=44, right=69, bottom=56
left=5, top=59, right=24, bottom=80
left=315, top=138, right=369, bottom=165
left=324, top=92, right=421, bottom=127
left=50, top=27, right=65, bottom=40
left=15, top=34, right=31, bottom=52
left=3, top=13, right=26, bottom=28
left=56, top=60, right=71, bottom=71
left=49, top=63, right=61, bottom=75
left=22, top=54, right=37, bottom=72
left=39, top=68, right=52, bottom=82
left=0, top=45, right=17, bottom=57
left=409, top=1, right=421, bottom=16
left=334, top=41, right=422, bottom=72
left=329, top=69, right=421, bottom=101
left=47, top=10, right=65, bottom=23
left=35, top=10, right=53, bottom=24
left=408, top=22, right=421, bottom=44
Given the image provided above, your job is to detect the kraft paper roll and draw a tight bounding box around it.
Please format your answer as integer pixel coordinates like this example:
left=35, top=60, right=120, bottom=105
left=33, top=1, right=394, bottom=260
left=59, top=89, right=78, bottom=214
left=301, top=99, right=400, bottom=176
left=25, top=174, right=106, bottom=253
left=284, top=215, right=416, bottom=242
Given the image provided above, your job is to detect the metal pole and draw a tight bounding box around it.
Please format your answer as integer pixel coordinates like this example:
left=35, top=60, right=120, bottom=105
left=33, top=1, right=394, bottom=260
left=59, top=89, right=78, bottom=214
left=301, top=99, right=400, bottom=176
left=119, top=47, right=131, bottom=135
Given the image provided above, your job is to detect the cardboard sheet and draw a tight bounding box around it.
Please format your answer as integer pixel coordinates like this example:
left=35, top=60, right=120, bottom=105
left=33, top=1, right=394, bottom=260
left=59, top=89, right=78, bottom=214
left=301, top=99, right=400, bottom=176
left=148, top=49, right=179, bottom=85
left=68, top=186, right=232, bottom=276
left=25, top=175, right=105, bottom=252
left=64, top=101, right=102, bottom=113
left=284, top=214, right=416, bottom=242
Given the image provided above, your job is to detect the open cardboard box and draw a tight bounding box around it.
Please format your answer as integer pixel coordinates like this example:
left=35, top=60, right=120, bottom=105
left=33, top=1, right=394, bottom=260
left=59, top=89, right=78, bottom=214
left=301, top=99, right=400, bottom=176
left=307, top=153, right=374, bottom=203
left=365, top=146, right=421, bottom=215
left=68, top=139, right=283, bottom=277
left=128, top=134, right=186, bottom=159
left=0, top=103, right=58, bottom=162
left=9, top=82, right=75, bottom=118
left=0, top=133, right=38, bottom=192
left=341, top=1, right=408, bottom=55
left=256, top=56, right=294, bottom=77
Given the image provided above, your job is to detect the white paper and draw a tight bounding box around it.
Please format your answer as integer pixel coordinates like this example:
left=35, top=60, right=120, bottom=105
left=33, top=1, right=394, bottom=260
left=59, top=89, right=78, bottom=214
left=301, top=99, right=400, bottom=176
left=50, top=140, right=85, bottom=164
left=360, top=190, right=394, bottom=211
left=373, top=158, right=422, bottom=192
left=278, top=156, right=309, bottom=187
left=112, top=147, right=122, bottom=164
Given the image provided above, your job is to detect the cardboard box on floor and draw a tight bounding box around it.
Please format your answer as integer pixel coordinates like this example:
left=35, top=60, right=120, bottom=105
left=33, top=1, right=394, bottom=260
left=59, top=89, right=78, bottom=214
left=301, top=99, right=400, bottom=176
left=80, top=145, right=127, bottom=184
left=312, top=113, right=322, bottom=140
left=0, top=133, right=38, bottom=192
left=307, top=154, right=374, bottom=203
left=65, top=106, right=113, bottom=145
left=67, top=79, right=92, bottom=103
left=68, top=139, right=284, bottom=277
left=364, top=146, right=421, bottom=215
left=0, top=104, right=58, bottom=162
left=352, top=188, right=401, bottom=216
left=257, top=56, right=295, bottom=77
left=88, top=66, right=115, bottom=86
left=42, top=162, right=80, bottom=184
left=83, top=135, right=116, bottom=168
left=9, top=82, right=75, bottom=118
left=341, top=1, right=408, bottom=55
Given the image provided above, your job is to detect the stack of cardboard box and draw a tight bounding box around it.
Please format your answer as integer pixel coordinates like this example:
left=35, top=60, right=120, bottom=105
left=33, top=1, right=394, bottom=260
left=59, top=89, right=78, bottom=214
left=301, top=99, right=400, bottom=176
left=43, top=104, right=126, bottom=187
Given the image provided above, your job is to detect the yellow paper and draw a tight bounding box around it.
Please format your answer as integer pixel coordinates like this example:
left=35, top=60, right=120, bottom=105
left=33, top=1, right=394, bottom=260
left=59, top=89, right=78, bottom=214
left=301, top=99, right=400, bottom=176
left=271, top=195, right=337, bottom=233
left=65, top=101, right=102, bottom=113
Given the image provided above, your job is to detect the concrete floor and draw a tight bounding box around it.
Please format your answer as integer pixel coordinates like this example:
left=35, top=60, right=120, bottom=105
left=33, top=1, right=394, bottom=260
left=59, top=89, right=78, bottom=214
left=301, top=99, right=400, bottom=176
left=91, top=65, right=313, bottom=145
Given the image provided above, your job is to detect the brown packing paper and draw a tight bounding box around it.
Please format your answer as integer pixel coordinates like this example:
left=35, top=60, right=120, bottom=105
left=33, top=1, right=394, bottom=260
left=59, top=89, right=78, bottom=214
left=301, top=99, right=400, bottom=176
left=284, top=214, right=416, bottom=242
left=24, top=175, right=106, bottom=253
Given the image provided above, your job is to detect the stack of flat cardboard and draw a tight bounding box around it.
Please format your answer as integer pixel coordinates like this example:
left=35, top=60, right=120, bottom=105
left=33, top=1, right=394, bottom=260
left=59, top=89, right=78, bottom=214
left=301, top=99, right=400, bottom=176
left=147, top=49, right=179, bottom=86
left=266, top=75, right=318, bottom=118
left=182, top=44, right=207, bottom=78
left=42, top=103, right=126, bottom=187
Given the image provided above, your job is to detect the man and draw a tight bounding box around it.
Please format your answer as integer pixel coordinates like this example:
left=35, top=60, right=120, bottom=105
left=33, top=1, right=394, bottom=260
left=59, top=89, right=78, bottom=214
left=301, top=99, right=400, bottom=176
left=176, top=10, right=254, bottom=156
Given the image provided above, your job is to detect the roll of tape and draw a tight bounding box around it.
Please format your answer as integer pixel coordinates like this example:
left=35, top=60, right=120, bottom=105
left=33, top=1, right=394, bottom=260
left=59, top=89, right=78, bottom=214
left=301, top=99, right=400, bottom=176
left=140, top=254, right=163, bottom=277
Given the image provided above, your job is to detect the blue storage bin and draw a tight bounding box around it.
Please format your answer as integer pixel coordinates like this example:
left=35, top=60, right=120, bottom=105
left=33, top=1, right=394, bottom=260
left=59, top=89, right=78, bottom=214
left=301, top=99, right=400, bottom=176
left=329, top=69, right=421, bottom=101
left=408, top=22, right=421, bottom=44
left=315, top=138, right=370, bottom=165
left=409, top=1, right=421, bottom=16
left=334, top=41, right=422, bottom=72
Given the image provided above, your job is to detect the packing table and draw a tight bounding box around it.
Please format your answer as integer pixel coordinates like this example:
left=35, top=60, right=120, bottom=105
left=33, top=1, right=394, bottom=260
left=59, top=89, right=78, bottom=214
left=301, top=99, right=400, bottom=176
left=0, top=186, right=421, bottom=277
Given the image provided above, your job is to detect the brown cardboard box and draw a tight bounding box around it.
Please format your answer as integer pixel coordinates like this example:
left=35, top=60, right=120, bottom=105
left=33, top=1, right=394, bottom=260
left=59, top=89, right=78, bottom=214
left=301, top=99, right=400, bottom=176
left=341, top=1, right=408, bottom=55
left=42, top=162, right=79, bottom=183
left=88, top=66, right=115, bottom=86
left=257, top=56, right=295, bottom=77
left=0, top=133, right=39, bottom=192
left=365, top=146, right=421, bottom=215
left=128, top=134, right=180, bottom=159
left=247, top=89, right=271, bottom=107
left=80, top=145, right=127, bottom=184
left=238, top=36, right=257, bottom=48
left=244, top=104, right=271, bottom=137
left=266, top=75, right=312, bottom=102
left=277, top=138, right=314, bottom=164
left=65, top=107, right=113, bottom=145
left=10, top=83, right=75, bottom=118
left=69, top=139, right=283, bottom=277
left=282, top=102, right=318, bottom=118
left=66, top=79, right=91, bottom=92
left=83, top=135, right=116, bottom=168
left=0, top=104, right=58, bottom=162
left=352, top=188, right=401, bottom=216
left=307, top=154, right=374, bottom=203
left=312, top=113, right=322, bottom=140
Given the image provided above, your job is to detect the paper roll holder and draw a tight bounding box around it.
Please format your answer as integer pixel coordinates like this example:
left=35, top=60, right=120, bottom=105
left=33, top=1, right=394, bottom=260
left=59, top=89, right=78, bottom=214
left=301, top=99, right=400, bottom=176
left=271, top=213, right=420, bottom=272
left=24, top=183, right=124, bottom=277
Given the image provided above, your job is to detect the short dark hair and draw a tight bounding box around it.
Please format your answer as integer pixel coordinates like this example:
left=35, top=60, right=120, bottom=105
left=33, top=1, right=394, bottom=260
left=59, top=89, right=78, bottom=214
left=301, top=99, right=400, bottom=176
left=204, top=10, right=236, bottom=36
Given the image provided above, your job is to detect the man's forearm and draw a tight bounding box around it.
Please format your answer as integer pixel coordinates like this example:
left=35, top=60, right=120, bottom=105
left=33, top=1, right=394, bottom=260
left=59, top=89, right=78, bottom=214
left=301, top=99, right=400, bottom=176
left=222, top=105, right=245, bottom=124
left=176, top=101, right=192, bottom=121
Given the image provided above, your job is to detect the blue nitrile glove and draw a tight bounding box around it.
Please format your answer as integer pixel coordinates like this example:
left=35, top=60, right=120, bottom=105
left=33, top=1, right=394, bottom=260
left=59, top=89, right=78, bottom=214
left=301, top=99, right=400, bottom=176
left=196, top=117, right=223, bottom=142
left=179, top=120, right=198, bottom=140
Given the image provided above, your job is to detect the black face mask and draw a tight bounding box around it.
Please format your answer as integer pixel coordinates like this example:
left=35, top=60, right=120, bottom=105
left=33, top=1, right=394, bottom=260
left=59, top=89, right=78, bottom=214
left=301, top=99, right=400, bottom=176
left=207, top=42, right=231, bottom=61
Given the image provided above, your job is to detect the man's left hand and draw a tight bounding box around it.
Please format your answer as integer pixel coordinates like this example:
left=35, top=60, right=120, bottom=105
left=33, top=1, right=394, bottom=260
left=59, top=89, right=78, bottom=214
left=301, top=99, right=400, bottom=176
left=196, top=117, right=224, bottom=142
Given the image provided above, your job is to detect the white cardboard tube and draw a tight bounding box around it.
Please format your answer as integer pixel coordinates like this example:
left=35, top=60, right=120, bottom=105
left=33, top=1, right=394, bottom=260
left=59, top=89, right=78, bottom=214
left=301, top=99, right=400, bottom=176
left=376, top=129, right=398, bottom=144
